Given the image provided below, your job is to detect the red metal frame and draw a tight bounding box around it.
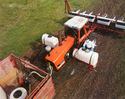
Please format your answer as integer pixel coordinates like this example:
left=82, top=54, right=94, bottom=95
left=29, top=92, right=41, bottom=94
left=0, top=54, right=55, bottom=99
left=78, top=24, right=97, bottom=44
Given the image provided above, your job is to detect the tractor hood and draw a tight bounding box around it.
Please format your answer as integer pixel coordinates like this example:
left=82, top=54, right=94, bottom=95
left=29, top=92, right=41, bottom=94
left=45, top=36, right=75, bottom=70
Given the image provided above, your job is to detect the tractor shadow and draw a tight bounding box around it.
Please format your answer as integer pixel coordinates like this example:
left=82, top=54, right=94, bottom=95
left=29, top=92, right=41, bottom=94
left=22, top=38, right=48, bottom=69
left=94, top=29, right=124, bottom=39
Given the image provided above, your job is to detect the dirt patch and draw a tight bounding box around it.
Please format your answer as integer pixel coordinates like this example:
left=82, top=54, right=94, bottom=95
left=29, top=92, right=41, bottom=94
left=53, top=32, right=125, bottom=99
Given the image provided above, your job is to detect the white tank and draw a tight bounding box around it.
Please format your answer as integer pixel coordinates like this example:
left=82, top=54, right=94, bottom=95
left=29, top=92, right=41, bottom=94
left=0, top=86, right=7, bottom=99
left=73, top=48, right=99, bottom=68
left=42, top=33, right=59, bottom=48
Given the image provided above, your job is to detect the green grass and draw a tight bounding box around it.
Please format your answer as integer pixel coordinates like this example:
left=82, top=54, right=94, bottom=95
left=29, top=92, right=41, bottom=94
left=0, top=0, right=97, bottom=58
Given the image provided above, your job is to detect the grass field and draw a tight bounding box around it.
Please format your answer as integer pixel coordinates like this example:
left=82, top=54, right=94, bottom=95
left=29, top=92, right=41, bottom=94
left=0, top=0, right=125, bottom=58
left=0, top=0, right=97, bottom=58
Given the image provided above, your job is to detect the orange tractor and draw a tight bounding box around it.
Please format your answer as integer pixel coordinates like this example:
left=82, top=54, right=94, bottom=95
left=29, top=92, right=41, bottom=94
left=42, top=16, right=98, bottom=71
left=41, top=0, right=125, bottom=73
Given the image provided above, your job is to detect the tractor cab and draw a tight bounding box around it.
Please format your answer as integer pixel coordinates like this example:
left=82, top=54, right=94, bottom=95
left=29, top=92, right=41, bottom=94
left=64, top=16, right=89, bottom=44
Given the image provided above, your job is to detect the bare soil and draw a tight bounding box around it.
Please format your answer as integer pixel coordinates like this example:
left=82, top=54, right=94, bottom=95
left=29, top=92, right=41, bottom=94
left=53, top=31, right=125, bottom=99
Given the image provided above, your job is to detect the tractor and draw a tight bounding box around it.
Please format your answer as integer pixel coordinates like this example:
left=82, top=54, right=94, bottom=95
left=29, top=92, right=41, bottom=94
left=41, top=16, right=99, bottom=72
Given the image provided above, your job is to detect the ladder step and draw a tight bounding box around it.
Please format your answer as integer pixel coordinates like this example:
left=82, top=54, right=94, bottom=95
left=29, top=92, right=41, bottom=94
left=115, top=20, right=125, bottom=29
left=97, top=17, right=112, bottom=26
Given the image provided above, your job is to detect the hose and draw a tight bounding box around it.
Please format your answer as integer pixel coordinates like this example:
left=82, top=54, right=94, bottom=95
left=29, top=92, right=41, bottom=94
left=48, top=62, right=53, bottom=76
left=28, top=71, right=45, bottom=79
